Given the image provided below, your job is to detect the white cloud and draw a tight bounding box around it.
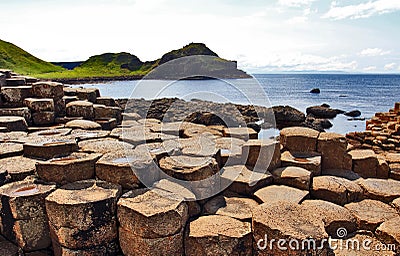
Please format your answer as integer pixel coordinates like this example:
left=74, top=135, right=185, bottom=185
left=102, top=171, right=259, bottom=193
left=286, top=16, right=308, bottom=24
left=364, top=66, right=377, bottom=71
left=384, top=63, right=397, bottom=70
left=278, top=0, right=316, bottom=7
left=322, top=0, right=400, bottom=20
left=359, top=48, right=390, bottom=57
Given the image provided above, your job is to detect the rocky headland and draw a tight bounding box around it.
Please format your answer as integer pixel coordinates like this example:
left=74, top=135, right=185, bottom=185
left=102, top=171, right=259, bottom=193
left=0, top=70, right=400, bottom=255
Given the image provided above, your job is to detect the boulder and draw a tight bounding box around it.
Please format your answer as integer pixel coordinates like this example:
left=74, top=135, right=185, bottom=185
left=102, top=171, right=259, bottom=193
left=280, top=127, right=320, bottom=153
left=271, top=166, right=312, bottom=190
left=0, top=116, right=28, bottom=131
left=344, top=199, right=398, bottom=231
left=301, top=200, right=357, bottom=238
left=203, top=195, right=258, bottom=221
left=31, top=82, right=64, bottom=99
left=311, top=176, right=363, bottom=205
left=24, top=98, right=54, bottom=112
left=241, top=139, right=281, bottom=171
left=36, top=152, right=102, bottom=185
left=0, top=156, right=36, bottom=181
left=272, top=105, right=306, bottom=129
left=357, top=178, right=400, bottom=203
left=66, top=100, right=94, bottom=120
left=252, top=202, right=330, bottom=256
left=281, top=151, right=321, bottom=175
left=0, top=180, right=56, bottom=251
left=254, top=185, right=309, bottom=204
left=344, top=110, right=362, bottom=117
left=306, top=105, right=344, bottom=119
left=310, top=88, right=320, bottom=94
left=349, top=149, right=379, bottom=178
left=185, top=215, right=252, bottom=256
left=45, top=180, right=121, bottom=250
left=221, top=165, right=273, bottom=195
left=65, top=119, right=101, bottom=130
left=317, top=132, right=352, bottom=171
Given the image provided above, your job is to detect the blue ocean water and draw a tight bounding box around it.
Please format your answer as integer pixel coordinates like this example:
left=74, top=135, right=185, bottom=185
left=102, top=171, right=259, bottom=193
left=70, top=74, right=400, bottom=135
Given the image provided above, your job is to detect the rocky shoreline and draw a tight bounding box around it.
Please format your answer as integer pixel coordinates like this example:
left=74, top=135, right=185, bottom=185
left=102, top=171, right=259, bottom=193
left=1, top=70, right=400, bottom=256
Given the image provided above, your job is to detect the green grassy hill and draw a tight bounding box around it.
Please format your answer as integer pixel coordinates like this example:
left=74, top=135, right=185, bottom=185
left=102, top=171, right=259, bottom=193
left=0, top=39, right=64, bottom=75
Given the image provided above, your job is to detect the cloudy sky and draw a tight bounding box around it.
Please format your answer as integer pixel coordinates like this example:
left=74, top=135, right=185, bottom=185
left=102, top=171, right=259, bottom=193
left=1, top=0, right=399, bottom=73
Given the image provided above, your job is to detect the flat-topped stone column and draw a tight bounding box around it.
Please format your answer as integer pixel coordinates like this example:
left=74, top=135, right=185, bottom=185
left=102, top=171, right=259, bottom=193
left=23, top=137, right=78, bottom=160
left=45, top=180, right=121, bottom=256
left=280, top=126, right=320, bottom=153
left=241, top=139, right=281, bottom=171
left=0, top=180, right=56, bottom=252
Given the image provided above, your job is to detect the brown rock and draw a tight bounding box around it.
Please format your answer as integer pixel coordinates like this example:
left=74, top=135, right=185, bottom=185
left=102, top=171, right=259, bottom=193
left=185, top=215, right=252, bottom=256
left=32, top=82, right=64, bottom=99
left=271, top=166, right=312, bottom=190
left=241, top=139, right=281, bottom=171
left=223, top=127, right=258, bottom=141
left=376, top=217, right=400, bottom=254
left=65, top=119, right=101, bottom=130
left=93, top=104, right=122, bottom=123
left=52, top=239, right=119, bottom=256
left=0, top=238, right=20, bottom=256
left=254, top=185, right=309, bottom=204
left=357, top=178, right=400, bottom=203
left=252, top=202, right=330, bottom=256
left=23, top=137, right=78, bottom=159
left=69, top=129, right=109, bottom=141
left=36, top=152, right=102, bottom=185
left=32, top=112, right=55, bottom=126
left=221, top=165, right=273, bottom=195
left=301, top=200, right=357, bottom=238
left=215, top=137, right=245, bottom=166
left=349, top=149, right=379, bottom=178
left=96, top=97, right=116, bottom=106
left=0, top=156, right=36, bottom=181
left=321, top=169, right=361, bottom=181
left=317, top=132, right=352, bottom=171
left=1, top=86, right=32, bottom=107
left=203, top=195, right=258, bottom=221
left=24, top=98, right=54, bottom=112
left=280, top=127, right=320, bottom=153
left=117, top=189, right=188, bottom=238
left=281, top=151, right=321, bottom=175
left=78, top=138, right=133, bottom=153
left=344, top=199, right=398, bottom=231
left=66, top=101, right=94, bottom=120
left=0, top=107, right=31, bottom=124
left=334, top=234, right=396, bottom=256
left=0, top=142, right=23, bottom=159
left=311, top=176, right=363, bottom=205
left=0, top=116, right=28, bottom=131
left=0, top=131, right=28, bottom=143
left=5, top=77, right=26, bottom=86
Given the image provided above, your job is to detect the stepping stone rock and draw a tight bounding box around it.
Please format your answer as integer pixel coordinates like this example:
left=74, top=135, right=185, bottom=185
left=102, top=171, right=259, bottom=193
left=357, top=178, right=400, bottom=203
left=376, top=217, right=400, bottom=254
left=66, top=101, right=94, bottom=120
left=241, top=139, right=281, bottom=171
left=29, top=128, right=72, bottom=137
left=0, top=156, right=36, bottom=181
left=185, top=215, right=252, bottom=256
left=36, top=152, right=102, bottom=185
left=23, top=137, right=78, bottom=159
left=344, top=199, right=399, bottom=231
left=78, top=138, right=132, bottom=153
left=1, top=86, right=32, bottom=107
left=65, top=119, right=101, bottom=130
left=117, top=189, right=188, bottom=239
left=254, top=185, right=309, bottom=204
left=280, top=127, right=320, bottom=153
left=271, top=166, right=312, bottom=190
left=94, top=104, right=122, bottom=123
left=45, top=180, right=121, bottom=250
left=70, top=129, right=109, bottom=141
left=301, top=200, right=357, bottom=238
left=0, top=142, right=23, bottom=158
left=223, top=127, right=258, bottom=141
left=215, top=137, right=245, bottom=166
left=32, top=82, right=64, bottom=99
left=24, top=98, right=54, bottom=112
left=0, top=180, right=56, bottom=251
left=0, top=116, right=28, bottom=131
left=317, top=132, right=352, bottom=171
left=0, top=131, right=28, bottom=143
left=96, top=150, right=158, bottom=189
left=221, top=165, right=273, bottom=195
left=252, top=201, right=329, bottom=256
left=349, top=149, right=379, bottom=178
left=311, top=176, right=363, bottom=205
left=203, top=195, right=258, bottom=221
left=281, top=151, right=321, bottom=175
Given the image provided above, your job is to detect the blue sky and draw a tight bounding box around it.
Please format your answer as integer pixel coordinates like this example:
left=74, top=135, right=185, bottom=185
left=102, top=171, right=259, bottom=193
left=1, top=0, right=399, bottom=73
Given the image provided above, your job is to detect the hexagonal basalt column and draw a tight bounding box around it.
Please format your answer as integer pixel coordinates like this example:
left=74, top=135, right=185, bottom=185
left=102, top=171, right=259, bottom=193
left=23, top=137, right=78, bottom=160
left=45, top=180, right=121, bottom=255
left=0, top=180, right=56, bottom=252
left=281, top=151, right=321, bottom=175
left=66, top=101, right=94, bottom=120
left=280, top=127, right=320, bottom=153
left=241, top=139, right=281, bottom=171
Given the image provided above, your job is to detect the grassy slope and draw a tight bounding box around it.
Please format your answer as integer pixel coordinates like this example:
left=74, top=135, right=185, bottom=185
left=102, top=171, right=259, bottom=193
left=0, top=39, right=64, bottom=75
